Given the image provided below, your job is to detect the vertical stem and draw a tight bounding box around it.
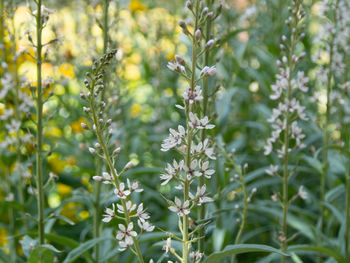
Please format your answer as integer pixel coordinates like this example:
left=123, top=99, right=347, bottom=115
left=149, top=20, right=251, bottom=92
left=102, top=0, right=109, bottom=53
left=35, top=0, right=45, bottom=245
left=281, top=16, right=297, bottom=263
left=93, top=162, right=102, bottom=262
left=182, top=2, right=199, bottom=262
left=198, top=0, right=212, bottom=252
left=89, top=91, right=144, bottom=263
left=94, top=1, right=109, bottom=261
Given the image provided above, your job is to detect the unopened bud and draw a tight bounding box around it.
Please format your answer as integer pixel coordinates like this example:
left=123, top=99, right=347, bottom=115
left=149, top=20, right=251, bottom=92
left=205, top=39, right=215, bottom=49
left=124, top=161, right=133, bottom=170
left=113, top=147, right=121, bottom=156
left=195, top=29, right=202, bottom=40
left=81, top=123, right=88, bottom=129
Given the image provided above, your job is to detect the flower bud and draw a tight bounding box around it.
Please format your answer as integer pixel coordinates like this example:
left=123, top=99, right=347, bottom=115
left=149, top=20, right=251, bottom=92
left=205, top=39, right=215, bottom=49
left=95, top=143, right=101, bottom=148
left=175, top=55, right=185, bottom=65
left=89, top=147, right=96, bottom=154
left=124, top=161, right=133, bottom=170
left=113, top=147, right=121, bottom=156
left=195, top=29, right=202, bottom=40
left=81, top=123, right=88, bottom=129
left=92, top=176, right=103, bottom=182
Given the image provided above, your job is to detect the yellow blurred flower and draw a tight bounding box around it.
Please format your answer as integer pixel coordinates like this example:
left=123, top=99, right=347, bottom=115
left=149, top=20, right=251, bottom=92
left=124, top=64, right=141, bottom=81
left=167, top=53, right=175, bottom=61
left=60, top=202, right=80, bottom=222
left=129, top=0, right=147, bottom=13
left=71, top=118, right=86, bottom=133
left=48, top=153, right=67, bottom=174
left=0, top=103, right=4, bottom=115
left=130, top=103, right=142, bottom=117
left=59, top=63, right=75, bottom=79
left=44, top=126, right=62, bottom=138
left=0, top=227, right=8, bottom=247
left=57, top=183, right=72, bottom=196
left=79, top=210, right=90, bottom=220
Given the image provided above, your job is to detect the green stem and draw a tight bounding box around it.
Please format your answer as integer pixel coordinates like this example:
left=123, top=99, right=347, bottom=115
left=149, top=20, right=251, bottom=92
left=94, top=1, right=110, bottom=261
left=89, top=91, right=144, bottom=263
left=93, top=162, right=102, bottom=263
left=35, top=0, right=45, bottom=245
left=281, top=11, right=298, bottom=263
left=198, top=0, right=213, bottom=252
left=182, top=2, right=200, bottom=262
left=319, top=4, right=338, bottom=262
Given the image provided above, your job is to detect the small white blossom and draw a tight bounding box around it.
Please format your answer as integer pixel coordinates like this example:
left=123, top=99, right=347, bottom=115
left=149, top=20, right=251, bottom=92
left=169, top=197, right=190, bottom=216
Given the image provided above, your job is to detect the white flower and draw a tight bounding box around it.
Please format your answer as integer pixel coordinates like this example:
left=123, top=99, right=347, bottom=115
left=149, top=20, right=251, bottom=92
left=183, top=86, right=203, bottom=104
left=297, top=71, right=309, bottom=92
left=167, top=60, right=185, bottom=74
left=199, top=116, right=215, bottom=129
left=5, top=120, right=21, bottom=133
left=169, top=197, right=190, bottom=216
left=127, top=179, right=143, bottom=193
left=114, top=182, right=131, bottom=199
left=264, top=139, right=273, bottom=155
left=138, top=219, right=155, bottom=232
left=189, top=185, right=213, bottom=205
left=102, top=204, right=115, bottom=223
left=160, top=160, right=184, bottom=185
left=136, top=203, right=150, bottom=220
left=116, top=222, right=137, bottom=244
left=190, top=251, right=204, bottom=262
left=195, top=160, right=215, bottom=179
left=161, top=125, right=186, bottom=151
left=298, top=185, right=308, bottom=200
left=162, top=238, right=172, bottom=254
left=117, top=201, right=136, bottom=214
left=184, top=159, right=198, bottom=180
left=200, top=65, right=217, bottom=76
left=266, top=165, right=278, bottom=176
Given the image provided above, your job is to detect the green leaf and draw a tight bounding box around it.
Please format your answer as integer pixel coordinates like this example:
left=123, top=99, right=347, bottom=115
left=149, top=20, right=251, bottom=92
left=288, top=245, right=346, bottom=263
left=44, top=233, right=94, bottom=263
left=63, top=237, right=112, bottom=263
left=28, top=246, right=54, bottom=263
left=203, top=244, right=287, bottom=263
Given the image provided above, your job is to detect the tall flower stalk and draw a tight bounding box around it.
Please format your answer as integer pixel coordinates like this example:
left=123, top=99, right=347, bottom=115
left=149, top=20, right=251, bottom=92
left=198, top=0, right=220, bottom=252
left=33, top=0, right=46, bottom=245
left=264, top=1, right=307, bottom=261
left=322, top=0, right=350, bottom=260
left=81, top=50, right=153, bottom=263
left=93, top=1, right=110, bottom=261
left=161, top=0, right=218, bottom=262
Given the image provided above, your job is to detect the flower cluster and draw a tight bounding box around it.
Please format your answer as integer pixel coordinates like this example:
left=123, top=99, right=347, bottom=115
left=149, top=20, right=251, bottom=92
left=160, top=0, right=221, bottom=261
left=264, top=1, right=308, bottom=161
left=314, top=0, right=350, bottom=128
left=80, top=50, right=153, bottom=255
